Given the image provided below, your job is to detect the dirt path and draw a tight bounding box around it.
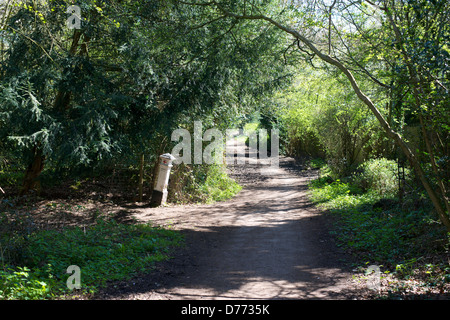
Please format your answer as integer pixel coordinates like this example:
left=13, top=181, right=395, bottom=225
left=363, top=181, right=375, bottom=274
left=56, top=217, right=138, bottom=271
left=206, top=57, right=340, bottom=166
left=97, top=141, right=365, bottom=300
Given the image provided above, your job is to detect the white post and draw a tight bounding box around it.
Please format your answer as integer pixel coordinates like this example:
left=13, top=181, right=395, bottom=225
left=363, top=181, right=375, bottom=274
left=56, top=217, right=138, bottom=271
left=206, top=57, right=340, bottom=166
left=150, top=153, right=175, bottom=206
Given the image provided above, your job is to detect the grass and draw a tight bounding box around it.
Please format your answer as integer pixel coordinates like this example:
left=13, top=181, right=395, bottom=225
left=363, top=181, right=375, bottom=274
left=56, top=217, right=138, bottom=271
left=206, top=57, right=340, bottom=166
left=0, top=217, right=183, bottom=299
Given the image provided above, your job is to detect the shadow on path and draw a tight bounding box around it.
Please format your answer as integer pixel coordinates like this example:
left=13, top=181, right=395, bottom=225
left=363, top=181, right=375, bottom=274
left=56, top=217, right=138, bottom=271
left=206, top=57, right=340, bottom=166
left=96, top=145, right=363, bottom=300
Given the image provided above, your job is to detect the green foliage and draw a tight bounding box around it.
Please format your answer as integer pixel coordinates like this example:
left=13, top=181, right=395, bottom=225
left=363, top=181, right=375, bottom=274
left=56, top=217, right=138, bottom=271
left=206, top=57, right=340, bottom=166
left=353, top=158, right=409, bottom=197
left=309, top=159, right=448, bottom=265
left=0, top=218, right=183, bottom=299
left=0, top=0, right=291, bottom=192
left=309, top=177, right=363, bottom=205
left=274, top=67, right=379, bottom=177
left=0, top=208, right=37, bottom=267
left=198, top=164, right=242, bottom=203
left=0, top=170, right=23, bottom=188
left=0, top=266, right=53, bottom=300
left=306, top=158, right=327, bottom=170
left=169, top=163, right=241, bottom=204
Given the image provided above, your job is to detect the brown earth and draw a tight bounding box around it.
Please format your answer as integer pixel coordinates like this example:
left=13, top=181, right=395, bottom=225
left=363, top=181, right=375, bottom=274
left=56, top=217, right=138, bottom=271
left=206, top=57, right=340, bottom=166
left=94, top=141, right=370, bottom=300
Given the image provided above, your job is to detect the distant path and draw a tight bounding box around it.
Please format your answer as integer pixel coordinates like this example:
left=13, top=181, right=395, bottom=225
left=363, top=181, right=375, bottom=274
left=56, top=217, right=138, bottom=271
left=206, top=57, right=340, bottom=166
left=97, top=140, right=364, bottom=299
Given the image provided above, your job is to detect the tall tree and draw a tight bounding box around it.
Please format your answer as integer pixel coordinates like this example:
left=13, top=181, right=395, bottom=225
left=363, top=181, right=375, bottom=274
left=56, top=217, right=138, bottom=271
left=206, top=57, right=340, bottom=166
left=0, top=0, right=290, bottom=194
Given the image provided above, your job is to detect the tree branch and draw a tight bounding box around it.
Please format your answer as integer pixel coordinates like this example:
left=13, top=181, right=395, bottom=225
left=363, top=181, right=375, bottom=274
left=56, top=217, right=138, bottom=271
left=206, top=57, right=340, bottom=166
left=177, top=1, right=216, bottom=6
left=6, top=25, right=53, bottom=61
left=328, top=0, right=337, bottom=55
left=365, top=0, right=388, bottom=12
left=188, top=14, right=227, bottom=31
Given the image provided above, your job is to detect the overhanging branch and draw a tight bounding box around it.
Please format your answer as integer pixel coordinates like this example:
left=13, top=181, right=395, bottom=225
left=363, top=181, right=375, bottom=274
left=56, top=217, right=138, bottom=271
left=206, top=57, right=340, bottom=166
left=176, top=0, right=450, bottom=230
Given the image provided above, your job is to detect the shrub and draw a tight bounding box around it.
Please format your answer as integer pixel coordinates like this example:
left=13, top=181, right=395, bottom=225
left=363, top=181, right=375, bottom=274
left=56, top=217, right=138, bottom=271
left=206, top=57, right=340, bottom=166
left=353, top=158, right=407, bottom=197
left=199, top=164, right=242, bottom=203
left=0, top=208, right=38, bottom=267
left=169, top=163, right=241, bottom=204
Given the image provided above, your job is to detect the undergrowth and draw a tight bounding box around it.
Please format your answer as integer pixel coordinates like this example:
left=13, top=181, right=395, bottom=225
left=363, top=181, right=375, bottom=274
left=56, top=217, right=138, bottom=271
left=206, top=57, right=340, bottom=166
left=0, top=217, right=183, bottom=299
left=169, top=163, right=242, bottom=204
left=308, top=158, right=450, bottom=298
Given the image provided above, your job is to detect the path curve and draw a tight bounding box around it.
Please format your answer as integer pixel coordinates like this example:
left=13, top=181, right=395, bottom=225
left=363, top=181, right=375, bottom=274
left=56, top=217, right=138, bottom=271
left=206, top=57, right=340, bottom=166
left=98, top=141, right=364, bottom=300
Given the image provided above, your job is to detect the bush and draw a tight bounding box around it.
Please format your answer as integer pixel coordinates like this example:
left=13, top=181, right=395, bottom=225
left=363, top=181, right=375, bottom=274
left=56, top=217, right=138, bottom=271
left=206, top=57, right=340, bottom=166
left=353, top=158, right=407, bottom=197
left=0, top=154, right=25, bottom=189
left=275, top=68, right=378, bottom=173
left=169, top=163, right=241, bottom=204
left=199, top=164, right=242, bottom=203
left=0, top=207, right=38, bottom=266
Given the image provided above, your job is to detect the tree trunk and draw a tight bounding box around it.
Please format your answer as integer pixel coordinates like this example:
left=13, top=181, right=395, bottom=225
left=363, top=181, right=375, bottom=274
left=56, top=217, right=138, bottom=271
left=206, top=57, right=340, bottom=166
left=19, top=30, right=83, bottom=196
left=20, top=147, right=45, bottom=196
left=139, top=153, right=144, bottom=202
